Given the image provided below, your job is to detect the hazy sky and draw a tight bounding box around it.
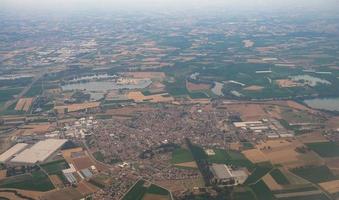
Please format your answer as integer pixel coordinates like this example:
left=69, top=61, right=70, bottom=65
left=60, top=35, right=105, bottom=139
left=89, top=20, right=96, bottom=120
left=1, top=0, right=338, bottom=12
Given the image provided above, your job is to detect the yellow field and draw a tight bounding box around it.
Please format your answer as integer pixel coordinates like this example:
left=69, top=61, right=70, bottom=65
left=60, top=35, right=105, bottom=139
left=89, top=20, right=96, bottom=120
left=123, top=72, right=166, bottom=80
left=242, top=149, right=269, bottom=163
left=319, top=180, right=339, bottom=194
left=243, top=85, right=264, bottom=91
left=55, top=102, right=100, bottom=113
left=255, top=139, right=323, bottom=168
left=276, top=79, right=301, bottom=88
left=127, top=91, right=174, bottom=103
left=15, top=98, right=34, bottom=112
left=297, top=132, right=329, bottom=143
left=174, top=161, right=198, bottom=169
left=143, top=194, right=170, bottom=200
left=0, top=170, right=6, bottom=180
left=15, top=123, right=54, bottom=136
left=49, top=175, right=64, bottom=188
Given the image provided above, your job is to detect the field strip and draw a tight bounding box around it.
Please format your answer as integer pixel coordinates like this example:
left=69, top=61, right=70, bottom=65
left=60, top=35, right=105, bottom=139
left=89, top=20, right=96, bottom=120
left=275, top=190, right=322, bottom=198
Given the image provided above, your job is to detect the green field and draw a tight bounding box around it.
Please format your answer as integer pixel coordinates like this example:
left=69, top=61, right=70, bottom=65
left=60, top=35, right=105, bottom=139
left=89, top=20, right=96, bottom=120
left=306, top=142, right=339, bottom=157
left=40, top=159, right=69, bottom=174
left=245, top=163, right=273, bottom=185
left=189, top=91, right=209, bottom=99
left=233, top=187, right=257, bottom=200
left=291, top=165, right=336, bottom=183
left=0, top=88, right=23, bottom=102
left=122, top=180, right=170, bottom=200
left=171, top=148, right=194, bottom=164
left=270, top=169, right=290, bottom=185
left=25, top=84, right=43, bottom=97
left=0, top=171, right=54, bottom=191
left=278, top=194, right=331, bottom=200
left=250, top=180, right=275, bottom=200
left=93, top=151, right=105, bottom=162
left=207, top=149, right=254, bottom=169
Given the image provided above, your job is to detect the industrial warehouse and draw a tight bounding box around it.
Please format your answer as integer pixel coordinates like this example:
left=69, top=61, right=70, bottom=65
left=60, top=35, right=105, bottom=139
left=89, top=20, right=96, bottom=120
left=0, top=139, right=67, bottom=165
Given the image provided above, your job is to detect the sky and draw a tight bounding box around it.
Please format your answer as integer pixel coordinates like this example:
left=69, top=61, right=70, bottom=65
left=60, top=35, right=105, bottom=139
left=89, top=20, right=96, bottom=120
left=1, top=0, right=338, bottom=13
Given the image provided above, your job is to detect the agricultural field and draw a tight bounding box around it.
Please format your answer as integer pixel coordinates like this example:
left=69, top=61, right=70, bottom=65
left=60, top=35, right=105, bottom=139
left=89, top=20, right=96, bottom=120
left=15, top=98, right=34, bottom=112
left=291, top=165, right=337, bottom=183
left=250, top=180, right=275, bottom=200
left=0, top=88, right=23, bottom=102
left=127, top=91, right=174, bottom=103
left=41, top=160, right=68, bottom=172
left=171, top=148, right=197, bottom=169
left=193, top=64, right=339, bottom=100
left=93, top=151, right=105, bottom=162
left=244, top=162, right=273, bottom=185
left=171, top=148, right=194, bottom=164
left=270, top=169, right=290, bottom=185
left=242, top=149, right=269, bottom=164
left=122, top=180, right=171, bottom=200
left=306, top=142, right=339, bottom=158
left=233, top=191, right=257, bottom=200
left=319, top=180, right=339, bottom=194
left=0, top=171, right=54, bottom=191
left=207, top=149, right=254, bottom=169
left=254, top=139, right=323, bottom=168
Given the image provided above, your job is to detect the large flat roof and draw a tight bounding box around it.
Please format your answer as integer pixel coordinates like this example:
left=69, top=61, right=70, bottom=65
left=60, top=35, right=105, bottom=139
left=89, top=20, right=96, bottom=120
left=0, top=143, right=28, bottom=163
left=10, top=139, right=67, bottom=164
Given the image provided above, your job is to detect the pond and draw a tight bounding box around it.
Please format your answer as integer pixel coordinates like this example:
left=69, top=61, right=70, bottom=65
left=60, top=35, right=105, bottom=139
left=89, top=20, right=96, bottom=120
left=304, top=97, right=339, bottom=111
left=61, top=79, right=152, bottom=100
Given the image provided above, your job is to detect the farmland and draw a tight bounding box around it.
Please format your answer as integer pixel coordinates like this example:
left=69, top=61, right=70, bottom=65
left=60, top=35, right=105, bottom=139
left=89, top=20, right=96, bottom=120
left=40, top=159, right=69, bottom=178
left=207, top=149, right=254, bottom=169
left=291, top=165, right=337, bottom=183
left=0, top=171, right=54, bottom=191
left=171, top=148, right=194, bottom=164
left=306, top=142, right=339, bottom=158
left=270, top=169, right=290, bottom=185
left=250, top=180, right=275, bottom=200
left=122, top=180, right=171, bottom=200
left=244, top=162, right=273, bottom=185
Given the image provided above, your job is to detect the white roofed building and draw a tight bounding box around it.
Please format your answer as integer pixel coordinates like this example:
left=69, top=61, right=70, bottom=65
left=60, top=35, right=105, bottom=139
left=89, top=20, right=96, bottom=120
left=0, top=143, right=28, bottom=163
left=10, top=139, right=67, bottom=165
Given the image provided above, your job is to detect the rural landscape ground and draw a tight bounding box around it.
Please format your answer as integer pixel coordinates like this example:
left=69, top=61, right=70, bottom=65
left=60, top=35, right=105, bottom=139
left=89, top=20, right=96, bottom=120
left=0, top=1, right=339, bottom=200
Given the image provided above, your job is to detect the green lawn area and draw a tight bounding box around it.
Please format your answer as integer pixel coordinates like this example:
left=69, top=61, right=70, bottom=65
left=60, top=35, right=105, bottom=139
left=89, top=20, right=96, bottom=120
left=306, top=142, right=339, bottom=158
left=93, top=151, right=105, bottom=162
left=171, top=148, right=194, bottom=164
left=122, top=180, right=170, bottom=200
left=245, top=163, right=273, bottom=185
left=0, top=171, right=54, bottom=191
left=207, top=149, right=254, bottom=169
left=250, top=180, right=275, bottom=200
left=270, top=169, right=290, bottom=185
left=291, top=165, right=336, bottom=183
